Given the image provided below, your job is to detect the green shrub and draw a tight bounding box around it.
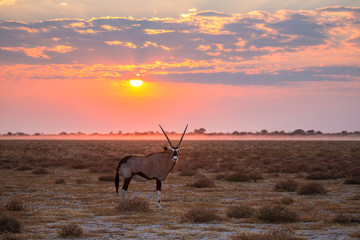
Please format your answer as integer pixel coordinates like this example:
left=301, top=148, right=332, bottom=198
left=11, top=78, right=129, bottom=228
left=257, top=205, right=299, bottom=223
left=296, top=182, right=327, bottom=195
left=182, top=207, right=221, bottom=223
left=57, top=222, right=83, bottom=238
left=227, top=205, right=255, bottom=219
left=0, top=214, right=21, bottom=233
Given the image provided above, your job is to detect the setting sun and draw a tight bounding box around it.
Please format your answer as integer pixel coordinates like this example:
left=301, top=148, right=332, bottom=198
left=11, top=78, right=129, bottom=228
left=130, top=79, right=143, bottom=87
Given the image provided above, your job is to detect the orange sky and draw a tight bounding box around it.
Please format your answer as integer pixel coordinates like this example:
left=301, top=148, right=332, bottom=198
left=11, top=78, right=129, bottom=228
left=1, top=3, right=360, bottom=134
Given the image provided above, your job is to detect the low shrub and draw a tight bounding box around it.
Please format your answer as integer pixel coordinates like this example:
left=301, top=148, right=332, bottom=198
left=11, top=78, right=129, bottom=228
left=296, top=182, right=327, bottom=195
left=98, top=175, right=114, bottom=182
left=31, top=168, right=49, bottom=175
left=188, top=176, right=215, bottom=188
left=249, top=170, right=264, bottom=181
left=257, top=205, right=300, bottom=223
left=0, top=214, right=21, bottom=233
left=182, top=206, right=221, bottom=223
left=274, top=179, right=298, bottom=192
left=227, top=173, right=250, bottom=182
left=116, top=198, right=150, bottom=212
left=307, top=171, right=335, bottom=180
left=233, top=228, right=305, bottom=240
left=179, top=168, right=197, bottom=176
left=344, top=177, right=360, bottom=185
left=55, top=178, right=65, bottom=184
left=227, top=205, right=255, bottom=219
left=16, top=165, right=32, bottom=171
left=5, top=199, right=25, bottom=212
left=57, top=222, right=83, bottom=238
left=280, top=196, right=294, bottom=205
left=333, top=213, right=360, bottom=224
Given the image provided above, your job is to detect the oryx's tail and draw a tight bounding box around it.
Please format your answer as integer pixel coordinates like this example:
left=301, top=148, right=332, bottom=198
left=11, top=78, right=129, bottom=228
left=115, top=156, right=132, bottom=195
left=115, top=161, right=120, bottom=195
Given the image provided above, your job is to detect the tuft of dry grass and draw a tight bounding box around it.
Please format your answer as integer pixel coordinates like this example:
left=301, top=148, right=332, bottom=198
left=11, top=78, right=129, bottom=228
left=274, top=179, right=298, bottom=192
left=280, top=196, right=294, bottom=205
left=344, top=177, right=360, bottom=185
left=55, top=178, right=65, bottom=184
left=57, top=222, right=83, bottom=238
left=257, top=205, right=300, bottom=223
left=0, top=214, right=21, bottom=233
left=227, top=205, right=255, bottom=219
left=31, top=168, right=49, bottom=175
left=226, top=173, right=251, bottom=182
left=333, top=213, right=360, bottom=224
left=233, top=227, right=305, bottom=240
left=182, top=206, right=221, bottom=223
left=188, top=176, right=215, bottom=188
left=296, top=182, right=327, bottom=195
left=116, top=198, right=150, bottom=212
left=5, top=199, right=25, bottom=212
left=98, top=175, right=114, bottom=182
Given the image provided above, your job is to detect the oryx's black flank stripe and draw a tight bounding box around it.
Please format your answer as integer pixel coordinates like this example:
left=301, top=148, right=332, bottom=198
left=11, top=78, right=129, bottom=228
left=135, top=172, right=153, bottom=180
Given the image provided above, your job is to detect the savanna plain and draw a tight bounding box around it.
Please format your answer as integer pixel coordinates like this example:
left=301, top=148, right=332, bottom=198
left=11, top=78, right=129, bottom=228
left=0, top=140, right=359, bottom=240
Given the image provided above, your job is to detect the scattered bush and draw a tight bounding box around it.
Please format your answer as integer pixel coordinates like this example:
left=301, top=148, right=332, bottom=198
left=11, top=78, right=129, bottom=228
left=5, top=199, right=25, bottom=212
left=227, top=205, right=255, bottom=219
left=98, top=175, right=114, bottom=182
left=188, top=176, right=215, bottom=188
left=280, top=196, right=294, bottom=205
left=57, top=222, right=83, bottom=238
left=233, top=228, right=305, bottom=240
left=344, top=177, right=360, bottom=185
left=257, top=205, right=300, bottom=223
left=0, top=214, right=21, bottom=233
left=16, top=165, right=32, bottom=171
left=333, top=213, right=360, bottom=224
left=179, top=168, right=197, bottom=176
left=55, top=178, right=65, bottom=184
left=116, top=198, right=150, bottom=212
left=182, top=206, right=221, bottom=223
left=296, top=182, right=327, bottom=195
left=274, top=179, right=298, bottom=192
left=227, top=173, right=250, bottom=182
left=249, top=170, right=264, bottom=181
left=31, top=168, right=49, bottom=175
left=307, top=171, right=336, bottom=180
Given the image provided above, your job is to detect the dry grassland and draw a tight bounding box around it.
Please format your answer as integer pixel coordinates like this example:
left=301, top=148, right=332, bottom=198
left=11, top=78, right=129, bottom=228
left=0, top=140, right=359, bottom=239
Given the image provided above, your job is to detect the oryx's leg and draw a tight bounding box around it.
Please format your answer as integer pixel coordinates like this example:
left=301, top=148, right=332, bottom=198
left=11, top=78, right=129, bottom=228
left=121, top=177, right=132, bottom=205
left=156, top=179, right=162, bottom=210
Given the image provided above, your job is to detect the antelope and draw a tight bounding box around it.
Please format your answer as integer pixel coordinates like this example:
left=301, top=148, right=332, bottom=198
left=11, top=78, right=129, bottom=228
left=115, top=124, right=188, bottom=210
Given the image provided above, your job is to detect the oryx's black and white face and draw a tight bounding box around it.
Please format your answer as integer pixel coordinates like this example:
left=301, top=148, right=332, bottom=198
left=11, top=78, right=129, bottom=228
left=159, top=124, right=187, bottom=162
left=171, top=147, right=180, bottom=162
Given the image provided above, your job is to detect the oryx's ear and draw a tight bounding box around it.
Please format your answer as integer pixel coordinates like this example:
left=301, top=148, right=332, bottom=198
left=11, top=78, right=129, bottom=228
left=162, top=146, right=169, bottom=151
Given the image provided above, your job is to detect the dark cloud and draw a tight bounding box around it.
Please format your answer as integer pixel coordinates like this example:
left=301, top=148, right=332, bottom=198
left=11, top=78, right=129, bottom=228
left=0, top=8, right=359, bottom=85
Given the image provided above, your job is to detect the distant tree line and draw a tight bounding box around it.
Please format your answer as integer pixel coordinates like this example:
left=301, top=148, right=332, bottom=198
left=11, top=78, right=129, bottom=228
left=3, top=128, right=360, bottom=136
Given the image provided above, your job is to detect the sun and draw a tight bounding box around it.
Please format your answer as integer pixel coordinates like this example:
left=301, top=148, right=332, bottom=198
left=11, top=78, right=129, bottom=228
left=129, top=79, right=143, bottom=87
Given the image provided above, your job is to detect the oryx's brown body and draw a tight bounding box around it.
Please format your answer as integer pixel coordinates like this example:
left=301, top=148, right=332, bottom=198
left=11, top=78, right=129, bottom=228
left=116, top=151, right=176, bottom=184
left=115, top=124, right=187, bottom=210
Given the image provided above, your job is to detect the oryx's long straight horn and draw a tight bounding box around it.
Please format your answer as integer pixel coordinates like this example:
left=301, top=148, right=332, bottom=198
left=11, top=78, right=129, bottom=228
left=159, top=124, right=174, bottom=148
left=177, top=124, right=188, bottom=148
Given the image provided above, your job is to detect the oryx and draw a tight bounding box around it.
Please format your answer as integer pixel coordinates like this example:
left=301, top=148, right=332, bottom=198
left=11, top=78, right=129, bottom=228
left=115, top=124, right=188, bottom=210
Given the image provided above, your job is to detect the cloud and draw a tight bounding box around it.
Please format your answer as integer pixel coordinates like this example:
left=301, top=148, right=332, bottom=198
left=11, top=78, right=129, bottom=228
left=0, top=7, right=359, bottom=85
